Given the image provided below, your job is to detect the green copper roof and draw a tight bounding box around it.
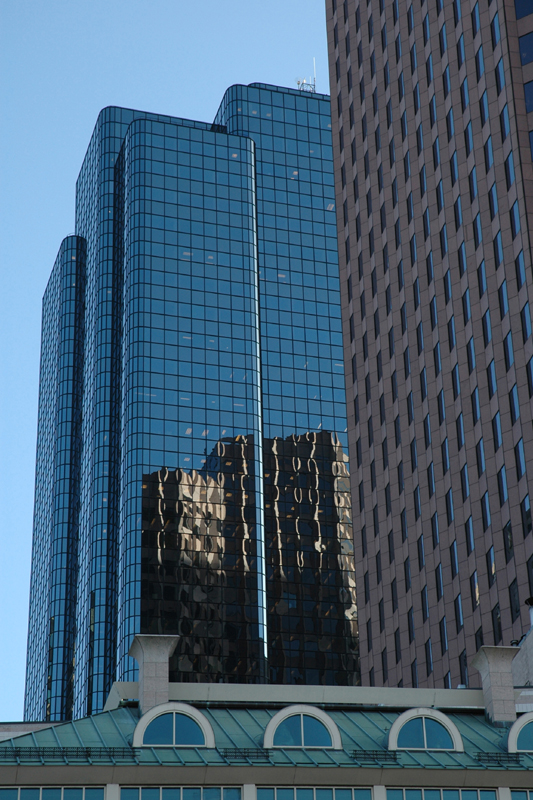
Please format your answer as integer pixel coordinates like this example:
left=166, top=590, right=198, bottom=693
left=0, top=706, right=532, bottom=771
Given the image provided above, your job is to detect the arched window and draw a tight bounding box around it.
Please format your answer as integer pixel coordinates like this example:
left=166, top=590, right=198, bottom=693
left=143, top=712, right=204, bottom=746
left=132, top=702, right=215, bottom=748
left=388, top=708, right=463, bottom=751
left=263, top=704, right=342, bottom=749
left=508, top=711, right=533, bottom=752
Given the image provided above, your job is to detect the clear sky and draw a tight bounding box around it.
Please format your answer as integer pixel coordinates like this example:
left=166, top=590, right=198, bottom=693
left=0, top=0, right=331, bottom=721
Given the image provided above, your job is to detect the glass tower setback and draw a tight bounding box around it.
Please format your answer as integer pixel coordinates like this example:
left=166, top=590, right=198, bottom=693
left=25, top=84, right=359, bottom=722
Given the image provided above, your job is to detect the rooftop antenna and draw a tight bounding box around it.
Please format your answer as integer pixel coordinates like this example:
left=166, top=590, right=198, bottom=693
left=297, top=59, right=317, bottom=93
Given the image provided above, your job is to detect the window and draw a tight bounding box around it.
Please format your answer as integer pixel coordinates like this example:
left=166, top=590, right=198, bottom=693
left=496, top=59, right=505, bottom=94
left=478, top=261, right=486, bottom=298
left=390, top=709, right=462, bottom=751
left=516, top=438, right=526, bottom=480
left=504, top=520, right=514, bottom=564
left=499, top=280, right=508, bottom=318
left=487, top=360, right=497, bottom=398
left=452, top=364, right=460, bottom=399
left=450, top=540, right=458, bottom=578
left=465, top=122, right=473, bottom=156
left=455, top=593, right=464, bottom=632
left=511, top=201, right=521, bottom=238
left=476, top=438, right=486, bottom=477
left=436, top=564, right=443, bottom=600
left=489, top=184, right=498, bottom=220
left=520, top=31, right=533, bottom=65
left=430, top=95, right=437, bottom=127
left=482, top=491, right=491, bottom=531
left=465, top=517, right=474, bottom=554
left=442, top=438, right=449, bottom=474
left=498, top=465, right=509, bottom=506
left=470, top=571, right=479, bottom=610
left=493, top=411, right=502, bottom=450
left=473, top=214, right=482, bottom=249
left=439, top=23, right=447, bottom=56
left=432, top=512, right=439, bottom=548
left=437, top=389, right=445, bottom=424
left=487, top=546, right=496, bottom=586
left=266, top=708, right=340, bottom=749
left=485, top=136, right=494, bottom=172
left=510, top=384, right=520, bottom=424
left=461, top=463, right=470, bottom=501
left=436, top=180, right=444, bottom=213
left=504, top=331, right=514, bottom=371
left=501, top=105, right=510, bottom=142
left=494, top=231, right=503, bottom=266
left=461, top=78, right=469, bottom=112
left=454, top=197, right=462, bottom=230
left=440, top=616, right=448, bottom=654
left=443, top=65, right=450, bottom=97
left=480, top=91, right=489, bottom=126
left=456, top=412, right=464, bottom=449
left=433, top=137, right=440, bottom=170
left=522, top=302, right=532, bottom=342
left=411, top=44, right=417, bottom=74
left=446, top=488, right=454, bottom=525
left=482, top=309, right=492, bottom=347
left=457, top=34, right=465, bottom=66
left=471, top=386, right=480, bottom=424
left=476, top=45, right=485, bottom=81
left=509, top=714, right=533, bottom=752
left=469, top=166, right=478, bottom=201
left=492, top=603, right=502, bottom=644
left=491, top=11, right=500, bottom=48
left=522, top=495, right=532, bottom=538
left=506, top=152, right=515, bottom=189
left=472, top=2, right=480, bottom=36
left=426, top=54, right=434, bottom=87
left=516, top=251, right=525, bottom=289
left=136, top=706, right=214, bottom=747
left=448, top=316, right=456, bottom=351
left=424, top=414, right=431, bottom=448
left=423, top=13, right=430, bottom=45
left=451, top=151, right=458, bottom=185
left=421, top=585, right=429, bottom=621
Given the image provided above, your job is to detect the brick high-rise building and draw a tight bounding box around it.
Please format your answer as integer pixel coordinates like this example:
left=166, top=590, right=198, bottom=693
left=327, top=0, right=533, bottom=687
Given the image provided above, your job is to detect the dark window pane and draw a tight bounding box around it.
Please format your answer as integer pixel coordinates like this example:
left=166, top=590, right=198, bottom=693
left=425, top=717, right=454, bottom=749
left=274, top=715, right=302, bottom=746
left=302, top=715, right=332, bottom=747
left=397, top=717, right=424, bottom=748
left=144, top=713, right=174, bottom=744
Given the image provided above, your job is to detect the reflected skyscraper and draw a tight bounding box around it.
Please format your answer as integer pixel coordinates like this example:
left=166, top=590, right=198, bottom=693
left=25, top=83, right=359, bottom=721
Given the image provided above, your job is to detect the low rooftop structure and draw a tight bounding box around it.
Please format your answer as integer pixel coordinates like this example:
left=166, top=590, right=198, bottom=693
left=1, top=635, right=533, bottom=793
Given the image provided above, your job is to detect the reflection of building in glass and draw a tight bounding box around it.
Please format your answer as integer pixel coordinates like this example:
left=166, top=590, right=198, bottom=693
left=264, top=431, right=357, bottom=685
left=141, top=432, right=358, bottom=686
left=141, top=436, right=263, bottom=683
left=25, top=82, right=358, bottom=722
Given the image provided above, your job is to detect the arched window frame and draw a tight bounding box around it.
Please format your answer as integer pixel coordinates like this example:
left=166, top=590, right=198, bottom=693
left=132, top=702, right=215, bottom=748
left=263, top=704, right=342, bottom=750
left=388, top=707, right=464, bottom=751
left=508, top=710, right=533, bottom=752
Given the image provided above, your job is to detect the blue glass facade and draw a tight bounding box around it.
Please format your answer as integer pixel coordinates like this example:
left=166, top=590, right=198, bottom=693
left=25, top=84, right=358, bottom=722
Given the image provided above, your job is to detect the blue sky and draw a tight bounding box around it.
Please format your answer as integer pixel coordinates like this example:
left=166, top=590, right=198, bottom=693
left=0, top=0, right=331, bottom=720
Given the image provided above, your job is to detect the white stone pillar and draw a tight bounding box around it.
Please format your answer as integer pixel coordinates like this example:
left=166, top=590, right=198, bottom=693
left=471, top=646, right=518, bottom=725
left=128, top=634, right=179, bottom=713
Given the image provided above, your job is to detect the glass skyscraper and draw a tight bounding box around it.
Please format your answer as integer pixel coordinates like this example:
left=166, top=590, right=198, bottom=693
left=25, top=83, right=359, bottom=722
